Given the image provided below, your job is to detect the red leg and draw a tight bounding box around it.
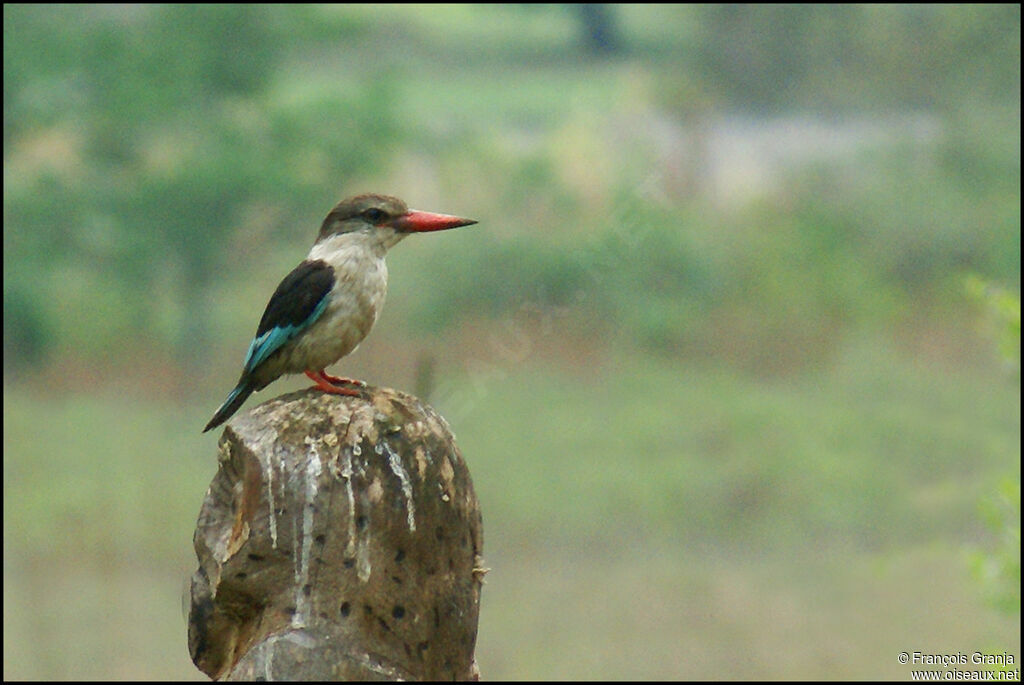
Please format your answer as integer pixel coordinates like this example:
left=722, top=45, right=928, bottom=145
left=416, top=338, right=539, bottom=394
left=320, top=371, right=366, bottom=387
left=305, top=369, right=362, bottom=396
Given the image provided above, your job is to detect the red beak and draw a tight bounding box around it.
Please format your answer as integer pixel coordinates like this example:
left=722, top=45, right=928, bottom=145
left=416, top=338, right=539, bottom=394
left=392, top=210, right=477, bottom=233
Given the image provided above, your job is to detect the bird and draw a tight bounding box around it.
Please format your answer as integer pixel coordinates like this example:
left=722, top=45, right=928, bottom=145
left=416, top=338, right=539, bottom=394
left=203, top=193, right=476, bottom=433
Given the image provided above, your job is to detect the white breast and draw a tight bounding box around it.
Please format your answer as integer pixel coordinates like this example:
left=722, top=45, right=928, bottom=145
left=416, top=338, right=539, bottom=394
left=281, top=233, right=391, bottom=373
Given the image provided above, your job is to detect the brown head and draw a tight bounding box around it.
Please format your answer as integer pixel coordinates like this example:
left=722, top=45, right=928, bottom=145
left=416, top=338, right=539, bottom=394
left=318, top=194, right=476, bottom=246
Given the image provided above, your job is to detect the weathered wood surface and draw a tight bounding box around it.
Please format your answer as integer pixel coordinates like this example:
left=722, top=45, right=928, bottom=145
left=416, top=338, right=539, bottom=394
left=188, top=386, right=484, bottom=681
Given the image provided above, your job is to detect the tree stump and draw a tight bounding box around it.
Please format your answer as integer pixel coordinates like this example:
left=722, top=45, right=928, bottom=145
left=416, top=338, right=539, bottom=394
left=188, top=386, right=484, bottom=681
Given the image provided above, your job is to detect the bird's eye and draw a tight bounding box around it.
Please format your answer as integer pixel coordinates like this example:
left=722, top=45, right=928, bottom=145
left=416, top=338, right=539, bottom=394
left=363, top=208, right=386, bottom=223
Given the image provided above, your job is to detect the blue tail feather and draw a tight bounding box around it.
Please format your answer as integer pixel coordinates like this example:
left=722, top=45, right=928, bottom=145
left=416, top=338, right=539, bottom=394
left=203, top=382, right=254, bottom=433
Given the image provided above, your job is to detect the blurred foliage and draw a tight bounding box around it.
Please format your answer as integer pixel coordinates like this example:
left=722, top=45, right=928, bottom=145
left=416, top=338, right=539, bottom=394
left=966, top=275, right=1021, bottom=373
left=3, top=4, right=1020, bottom=374
left=971, top=477, right=1021, bottom=617
left=412, top=122, right=1019, bottom=370
left=2, top=285, right=51, bottom=373
left=966, top=278, right=1020, bottom=617
left=3, top=5, right=396, bottom=370
left=690, top=4, right=1021, bottom=112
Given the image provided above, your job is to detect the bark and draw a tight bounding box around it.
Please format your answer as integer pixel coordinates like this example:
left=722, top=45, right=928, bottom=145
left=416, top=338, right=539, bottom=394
left=188, top=386, right=484, bottom=681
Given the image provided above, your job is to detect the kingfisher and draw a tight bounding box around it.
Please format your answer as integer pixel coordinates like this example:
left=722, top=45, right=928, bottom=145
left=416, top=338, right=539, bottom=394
left=203, top=193, right=476, bottom=433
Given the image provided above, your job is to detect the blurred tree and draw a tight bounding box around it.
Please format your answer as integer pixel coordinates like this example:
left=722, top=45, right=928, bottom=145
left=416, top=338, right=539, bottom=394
left=3, top=5, right=396, bottom=373
left=691, top=4, right=1020, bottom=112
left=2, top=286, right=51, bottom=376
left=514, top=4, right=622, bottom=55
left=574, top=4, right=620, bottom=55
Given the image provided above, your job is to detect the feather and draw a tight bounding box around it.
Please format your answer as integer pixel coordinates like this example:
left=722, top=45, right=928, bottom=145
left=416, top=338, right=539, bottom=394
left=243, top=260, right=334, bottom=372
left=203, top=381, right=255, bottom=433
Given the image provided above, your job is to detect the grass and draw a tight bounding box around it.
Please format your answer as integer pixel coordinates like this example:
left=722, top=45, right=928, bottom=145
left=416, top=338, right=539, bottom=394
left=3, top=391, right=213, bottom=559
left=478, top=542, right=1014, bottom=679
left=449, top=336, right=1018, bottom=549
left=3, top=393, right=211, bottom=680
left=4, top=337, right=1018, bottom=679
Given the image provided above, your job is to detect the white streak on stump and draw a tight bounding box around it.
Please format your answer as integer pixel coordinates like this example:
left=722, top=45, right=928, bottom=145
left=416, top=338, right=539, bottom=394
left=188, top=386, right=484, bottom=681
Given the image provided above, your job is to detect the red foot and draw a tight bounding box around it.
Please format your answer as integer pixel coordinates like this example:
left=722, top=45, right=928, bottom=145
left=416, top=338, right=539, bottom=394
left=319, top=371, right=366, bottom=387
left=305, top=369, right=363, bottom=396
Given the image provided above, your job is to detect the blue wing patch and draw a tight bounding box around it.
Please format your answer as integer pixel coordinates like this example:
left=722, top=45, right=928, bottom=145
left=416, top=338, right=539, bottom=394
left=242, top=260, right=334, bottom=373
left=243, top=296, right=329, bottom=371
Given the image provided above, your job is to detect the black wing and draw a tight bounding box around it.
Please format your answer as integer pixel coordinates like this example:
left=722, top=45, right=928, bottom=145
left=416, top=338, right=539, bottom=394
left=242, top=259, right=335, bottom=372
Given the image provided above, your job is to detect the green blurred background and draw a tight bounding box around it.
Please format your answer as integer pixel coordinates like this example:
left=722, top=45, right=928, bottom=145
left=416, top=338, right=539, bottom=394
left=3, top=4, right=1019, bottom=679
